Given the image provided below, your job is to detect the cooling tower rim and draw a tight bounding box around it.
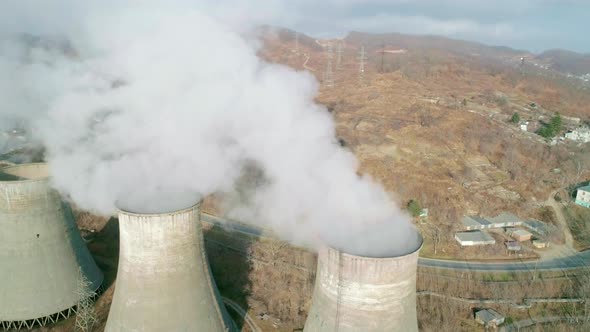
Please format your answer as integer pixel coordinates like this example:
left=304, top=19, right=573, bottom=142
left=326, top=234, right=423, bottom=260
left=116, top=199, right=202, bottom=216
left=0, top=162, right=49, bottom=183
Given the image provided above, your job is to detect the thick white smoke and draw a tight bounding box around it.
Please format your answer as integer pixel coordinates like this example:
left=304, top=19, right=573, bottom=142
left=0, top=3, right=420, bottom=256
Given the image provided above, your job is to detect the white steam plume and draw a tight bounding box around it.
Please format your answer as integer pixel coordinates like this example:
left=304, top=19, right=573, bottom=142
left=0, top=3, right=420, bottom=257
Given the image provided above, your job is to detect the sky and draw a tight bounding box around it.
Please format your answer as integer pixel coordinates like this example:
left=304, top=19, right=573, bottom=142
left=285, top=0, right=590, bottom=54
left=0, top=0, right=589, bottom=54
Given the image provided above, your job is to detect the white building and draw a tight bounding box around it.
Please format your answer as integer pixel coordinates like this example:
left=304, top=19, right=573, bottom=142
left=575, top=185, right=590, bottom=208
left=565, top=126, right=590, bottom=143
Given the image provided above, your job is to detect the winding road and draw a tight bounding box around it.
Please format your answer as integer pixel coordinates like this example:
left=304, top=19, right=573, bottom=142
left=201, top=213, right=590, bottom=272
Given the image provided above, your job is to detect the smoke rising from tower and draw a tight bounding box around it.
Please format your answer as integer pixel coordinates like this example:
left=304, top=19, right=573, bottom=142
left=0, top=2, right=419, bottom=257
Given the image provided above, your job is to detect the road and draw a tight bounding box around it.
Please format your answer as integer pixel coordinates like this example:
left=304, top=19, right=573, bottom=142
left=544, top=189, right=575, bottom=250
left=201, top=213, right=590, bottom=272
left=221, top=297, right=262, bottom=332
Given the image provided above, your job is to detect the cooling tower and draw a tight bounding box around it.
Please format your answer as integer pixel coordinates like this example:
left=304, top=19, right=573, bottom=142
left=0, top=163, right=104, bottom=330
left=105, top=197, right=235, bottom=332
left=304, top=234, right=423, bottom=332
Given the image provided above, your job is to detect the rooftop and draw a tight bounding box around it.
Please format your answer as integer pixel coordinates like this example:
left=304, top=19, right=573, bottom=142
left=462, top=216, right=491, bottom=228
left=476, top=309, right=504, bottom=323
left=455, top=231, right=495, bottom=243
left=578, top=185, right=590, bottom=193
left=512, top=229, right=532, bottom=237
left=487, top=212, right=521, bottom=225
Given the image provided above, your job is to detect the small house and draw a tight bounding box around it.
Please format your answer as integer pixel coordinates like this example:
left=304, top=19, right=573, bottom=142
left=475, top=309, right=505, bottom=328
left=508, top=229, right=532, bottom=241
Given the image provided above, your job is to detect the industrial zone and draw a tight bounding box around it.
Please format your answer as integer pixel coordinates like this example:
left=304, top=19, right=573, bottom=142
left=2, top=5, right=590, bottom=331
left=0, top=163, right=424, bottom=331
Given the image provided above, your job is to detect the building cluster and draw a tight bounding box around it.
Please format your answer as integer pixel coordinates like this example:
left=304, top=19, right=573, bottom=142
left=1, top=162, right=423, bottom=332
left=455, top=213, right=552, bottom=250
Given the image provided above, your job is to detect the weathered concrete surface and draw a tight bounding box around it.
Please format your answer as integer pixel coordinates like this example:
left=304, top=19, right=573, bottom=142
left=0, top=163, right=103, bottom=322
left=304, top=236, right=422, bottom=332
left=105, top=202, right=235, bottom=332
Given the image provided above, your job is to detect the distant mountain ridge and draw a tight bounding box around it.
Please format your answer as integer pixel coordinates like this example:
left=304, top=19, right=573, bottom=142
left=536, top=49, right=590, bottom=76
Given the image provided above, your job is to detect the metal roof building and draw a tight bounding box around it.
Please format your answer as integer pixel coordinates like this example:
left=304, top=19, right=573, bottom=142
left=304, top=234, right=423, bottom=332
left=0, top=163, right=103, bottom=330
left=455, top=231, right=495, bottom=246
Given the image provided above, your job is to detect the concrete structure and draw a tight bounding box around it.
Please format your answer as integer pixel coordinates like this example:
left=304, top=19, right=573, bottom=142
left=475, top=309, right=505, bottom=328
left=0, top=163, right=103, bottom=330
left=455, top=231, right=495, bottom=246
left=532, top=240, right=549, bottom=249
left=105, top=198, right=235, bottom=332
left=505, top=241, right=521, bottom=252
left=304, top=235, right=423, bottom=332
left=509, top=229, right=532, bottom=242
left=575, top=185, right=590, bottom=208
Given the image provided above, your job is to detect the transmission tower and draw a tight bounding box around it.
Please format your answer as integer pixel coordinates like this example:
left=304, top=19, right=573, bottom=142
left=294, top=32, right=299, bottom=53
left=74, top=267, right=98, bottom=332
left=358, top=45, right=368, bottom=85
left=323, top=44, right=334, bottom=88
left=336, top=41, right=343, bottom=69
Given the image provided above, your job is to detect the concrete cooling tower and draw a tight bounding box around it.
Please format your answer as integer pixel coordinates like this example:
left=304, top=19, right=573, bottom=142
left=0, top=163, right=104, bottom=330
left=304, top=234, right=423, bottom=332
left=105, top=196, right=235, bottom=332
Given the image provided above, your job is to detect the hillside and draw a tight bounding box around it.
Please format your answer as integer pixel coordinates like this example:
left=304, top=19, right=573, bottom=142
left=537, top=49, right=590, bottom=76
left=259, top=28, right=590, bottom=257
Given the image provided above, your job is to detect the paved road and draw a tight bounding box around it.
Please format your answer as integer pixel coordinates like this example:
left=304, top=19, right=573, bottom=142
left=201, top=213, right=590, bottom=272
left=221, top=297, right=262, bottom=332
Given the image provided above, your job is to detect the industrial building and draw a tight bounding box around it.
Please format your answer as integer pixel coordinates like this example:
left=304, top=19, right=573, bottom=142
left=455, top=231, right=495, bottom=246
left=105, top=197, right=235, bottom=332
left=0, top=163, right=103, bottom=330
left=462, top=213, right=521, bottom=230
left=462, top=213, right=553, bottom=238
left=304, top=234, right=423, bottom=332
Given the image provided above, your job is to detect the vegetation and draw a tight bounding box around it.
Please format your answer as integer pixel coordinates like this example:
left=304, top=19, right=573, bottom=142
left=510, top=112, right=520, bottom=124
left=407, top=199, right=422, bottom=217
left=562, top=204, right=590, bottom=250
left=537, top=113, right=563, bottom=138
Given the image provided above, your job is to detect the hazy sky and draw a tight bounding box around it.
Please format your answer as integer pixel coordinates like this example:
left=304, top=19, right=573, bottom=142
left=285, top=0, right=590, bottom=53
left=1, top=1, right=588, bottom=54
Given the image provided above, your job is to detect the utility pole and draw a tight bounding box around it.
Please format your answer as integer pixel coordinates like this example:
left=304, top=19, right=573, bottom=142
left=358, top=45, right=367, bottom=86
left=323, top=43, right=334, bottom=88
